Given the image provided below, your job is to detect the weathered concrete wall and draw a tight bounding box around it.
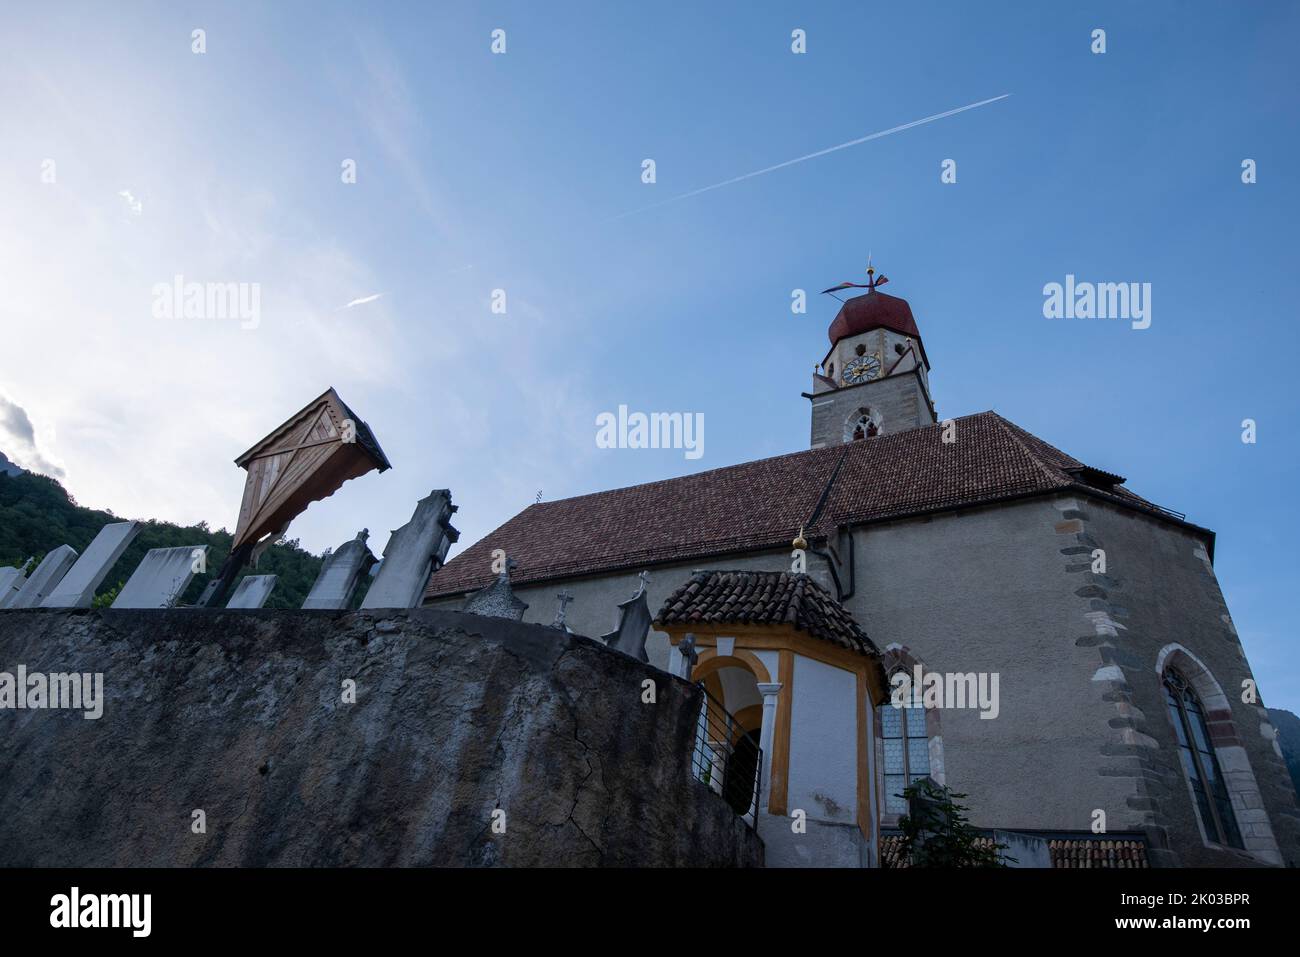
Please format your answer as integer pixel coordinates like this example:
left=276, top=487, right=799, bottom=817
left=0, top=608, right=762, bottom=867
left=849, top=495, right=1114, bottom=835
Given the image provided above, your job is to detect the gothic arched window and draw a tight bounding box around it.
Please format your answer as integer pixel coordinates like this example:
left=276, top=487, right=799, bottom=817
left=1163, top=669, right=1244, bottom=849
left=880, top=674, right=931, bottom=814
left=847, top=407, right=880, bottom=442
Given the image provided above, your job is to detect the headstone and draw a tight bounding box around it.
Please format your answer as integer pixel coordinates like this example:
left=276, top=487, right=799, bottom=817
left=677, top=633, right=700, bottom=678
left=0, top=567, right=26, bottom=609
left=41, top=521, right=140, bottom=608
left=600, top=571, right=652, bottom=662
left=361, top=490, right=459, bottom=609
left=303, top=530, right=376, bottom=610
left=9, top=545, right=79, bottom=609
left=551, top=590, right=574, bottom=631
left=112, top=545, right=210, bottom=608
left=462, top=558, right=528, bottom=620
left=225, top=574, right=278, bottom=609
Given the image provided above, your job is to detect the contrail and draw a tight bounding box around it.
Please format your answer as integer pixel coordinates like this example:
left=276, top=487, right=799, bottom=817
left=340, top=293, right=383, bottom=309
left=608, top=94, right=1011, bottom=220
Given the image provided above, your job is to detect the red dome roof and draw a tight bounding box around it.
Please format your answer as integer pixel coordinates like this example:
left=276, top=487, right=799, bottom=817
left=827, top=288, right=921, bottom=346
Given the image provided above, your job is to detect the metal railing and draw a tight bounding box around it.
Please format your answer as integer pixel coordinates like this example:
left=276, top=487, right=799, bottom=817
left=690, top=683, right=762, bottom=830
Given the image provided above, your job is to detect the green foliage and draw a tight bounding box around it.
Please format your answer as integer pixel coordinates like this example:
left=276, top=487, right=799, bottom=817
left=889, top=778, right=1010, bottom=868
left=0, top=469, right=323, bottom=608
left=91, top=584, right=120, bottom=609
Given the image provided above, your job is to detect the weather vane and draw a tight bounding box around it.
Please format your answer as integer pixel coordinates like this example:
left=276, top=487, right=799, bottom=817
left=820, top=254, right=889, bottom=301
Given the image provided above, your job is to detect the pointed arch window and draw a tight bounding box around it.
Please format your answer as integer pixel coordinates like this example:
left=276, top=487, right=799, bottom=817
left=1163, top=669, right=1244, bottom=849
left=880, top=675, right=931, bottom=814
left=848, top=408, right=880, bottom=442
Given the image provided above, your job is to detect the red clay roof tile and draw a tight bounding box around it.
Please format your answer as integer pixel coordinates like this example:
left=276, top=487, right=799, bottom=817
left=425, top=411, right=1174, bottom=600
left=653, top=570, right=878, bottom=655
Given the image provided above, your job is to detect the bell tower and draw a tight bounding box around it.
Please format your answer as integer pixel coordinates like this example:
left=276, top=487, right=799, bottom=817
left=803, top=265, right=937, bottom=448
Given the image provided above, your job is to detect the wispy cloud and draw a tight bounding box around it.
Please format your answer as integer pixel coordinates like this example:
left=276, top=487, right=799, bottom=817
left=117, top=189, right=142, bottom=216
left=609, top=94, right=1012, bottom=220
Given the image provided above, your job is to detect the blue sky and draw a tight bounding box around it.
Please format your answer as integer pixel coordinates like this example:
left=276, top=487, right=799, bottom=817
left=0, top=2, right=1296, bottom=708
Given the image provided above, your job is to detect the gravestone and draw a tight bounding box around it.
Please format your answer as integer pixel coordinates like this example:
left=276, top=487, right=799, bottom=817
left=9, top=545, right=79, bottom=609
left=41, top=521, right=140, bottom=608
left=551, top=590, right=574, bottom=631
left=0, top=567, right=25, bottom=609
left=303, top=530, right=376, bottom=610
left=112, top=545, right=210, bottom=608
left=462, top=559, right=528, bottom=620
left=361, top=490, right=459, bottom=609
left=601, top=571, right=652, bottom=662
left=225, top=574, right=278, bottom=609
left=677, top=633, right=700, bottom=678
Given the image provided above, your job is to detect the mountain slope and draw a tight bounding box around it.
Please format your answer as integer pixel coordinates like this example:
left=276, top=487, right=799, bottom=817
left=1268, top=708, right=1300, bottom=802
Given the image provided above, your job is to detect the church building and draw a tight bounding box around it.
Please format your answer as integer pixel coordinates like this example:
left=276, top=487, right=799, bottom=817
left=425, top=270, right=1300, bottom=868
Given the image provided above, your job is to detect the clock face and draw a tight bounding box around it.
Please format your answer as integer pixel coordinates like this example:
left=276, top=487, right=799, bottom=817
left=842, top=354, right=881, bottom=385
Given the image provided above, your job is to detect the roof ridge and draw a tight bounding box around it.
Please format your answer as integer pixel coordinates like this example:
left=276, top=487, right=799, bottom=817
left=985, top=412, right=1073, bottom=489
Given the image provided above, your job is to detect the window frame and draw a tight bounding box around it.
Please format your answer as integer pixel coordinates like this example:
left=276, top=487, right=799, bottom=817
left=881, top=677, right=931, bottom=815
left=1162, top=668, right=1244, bottom=850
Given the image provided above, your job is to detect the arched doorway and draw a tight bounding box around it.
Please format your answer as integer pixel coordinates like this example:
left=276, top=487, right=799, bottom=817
left=693, top=654, right=768, bottom=817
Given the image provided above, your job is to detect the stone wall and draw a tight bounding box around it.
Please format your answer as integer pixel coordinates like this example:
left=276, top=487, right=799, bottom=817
left=1058, top=496, right=1300, bottom=866
left=0, top=608, right=763, bottom=867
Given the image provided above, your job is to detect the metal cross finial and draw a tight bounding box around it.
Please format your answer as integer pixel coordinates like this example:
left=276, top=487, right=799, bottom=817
left=552, top=590, right=574, bottom=629
left=634, top=570, right=650, bottom=597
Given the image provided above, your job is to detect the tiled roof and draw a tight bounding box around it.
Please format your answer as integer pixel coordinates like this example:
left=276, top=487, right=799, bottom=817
left=425, top=411, right=1178, bottom=600
left=653, top=570, right=878, bottom=656
left=880, top=834, right=1000, bottom=867
left=879, top=834, right=1149, bottom=868
left=1048, top=838, right=1149, bottom=869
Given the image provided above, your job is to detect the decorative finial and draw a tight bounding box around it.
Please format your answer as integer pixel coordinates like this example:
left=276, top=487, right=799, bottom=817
left=792, top=525, right=808, bottom=551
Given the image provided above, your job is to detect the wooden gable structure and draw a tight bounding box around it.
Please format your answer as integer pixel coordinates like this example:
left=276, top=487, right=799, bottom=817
left=230, top=387, right=390, bottom=554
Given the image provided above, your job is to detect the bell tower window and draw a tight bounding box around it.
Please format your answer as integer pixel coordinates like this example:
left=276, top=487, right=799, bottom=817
left=846, top=407, right=880, bottom=442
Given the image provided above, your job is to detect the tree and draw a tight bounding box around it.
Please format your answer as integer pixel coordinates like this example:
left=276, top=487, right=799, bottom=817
left=889, top=777, right=1009, bottom=868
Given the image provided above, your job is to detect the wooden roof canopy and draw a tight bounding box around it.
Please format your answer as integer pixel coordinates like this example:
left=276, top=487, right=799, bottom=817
left=230, top=387, right=390, bottom=553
